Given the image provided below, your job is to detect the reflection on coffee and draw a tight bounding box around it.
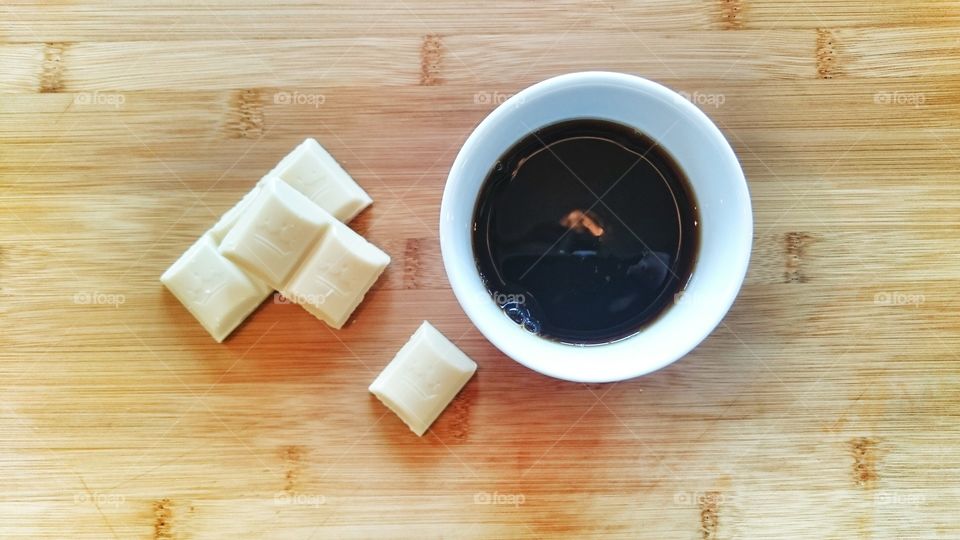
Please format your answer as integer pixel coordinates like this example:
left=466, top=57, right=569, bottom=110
left=472, top=119, right=699, bottom=345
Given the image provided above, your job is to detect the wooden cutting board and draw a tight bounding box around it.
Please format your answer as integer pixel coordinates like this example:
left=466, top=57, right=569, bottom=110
left=3, top=1, right=960, bottom=538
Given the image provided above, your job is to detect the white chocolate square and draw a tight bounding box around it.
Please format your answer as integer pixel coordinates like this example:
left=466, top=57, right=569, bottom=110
left=369, top=321, right=477, bottom=436
left=266, top=138, right=372, bottom=222
left=160, top=234, right=271, bottom=342
left=219, top=177, right=334, bottom=289
left=281, top=221, right=390, bottom=329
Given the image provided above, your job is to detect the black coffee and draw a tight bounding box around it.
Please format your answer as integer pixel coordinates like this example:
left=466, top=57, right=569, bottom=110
left=472, top=118, right=699, bottom=344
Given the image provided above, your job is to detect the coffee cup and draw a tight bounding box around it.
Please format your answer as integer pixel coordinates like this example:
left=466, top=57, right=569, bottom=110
left=440, top=71, right=752, bottom=382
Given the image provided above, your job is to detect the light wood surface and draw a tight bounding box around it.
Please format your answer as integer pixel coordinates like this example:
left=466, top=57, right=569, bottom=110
left=3, top=1, right=960, bottom=538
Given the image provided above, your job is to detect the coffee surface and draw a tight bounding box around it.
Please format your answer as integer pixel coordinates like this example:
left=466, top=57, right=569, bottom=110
left=472, top=118, right=699, bottom=344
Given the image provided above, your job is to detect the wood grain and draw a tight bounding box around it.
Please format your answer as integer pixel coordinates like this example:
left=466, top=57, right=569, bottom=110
left=2, top=1, right=960, bottom=539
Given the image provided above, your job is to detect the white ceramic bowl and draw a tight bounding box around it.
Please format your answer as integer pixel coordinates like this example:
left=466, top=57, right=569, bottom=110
left=440, top=72, right=752, bottom=382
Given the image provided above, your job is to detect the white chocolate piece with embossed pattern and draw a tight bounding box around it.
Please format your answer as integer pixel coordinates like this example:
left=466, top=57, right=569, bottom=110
left=219, top=177, right=334, bottom=289
left=281, top=220, right=390, bottom=329
left=160, top=234, right=271, bottom=342
left=265, top=138, right=372, bottom=222
left=369, top=321, right=477, bottom=436
left=211, top=135, right=370, bottom=243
